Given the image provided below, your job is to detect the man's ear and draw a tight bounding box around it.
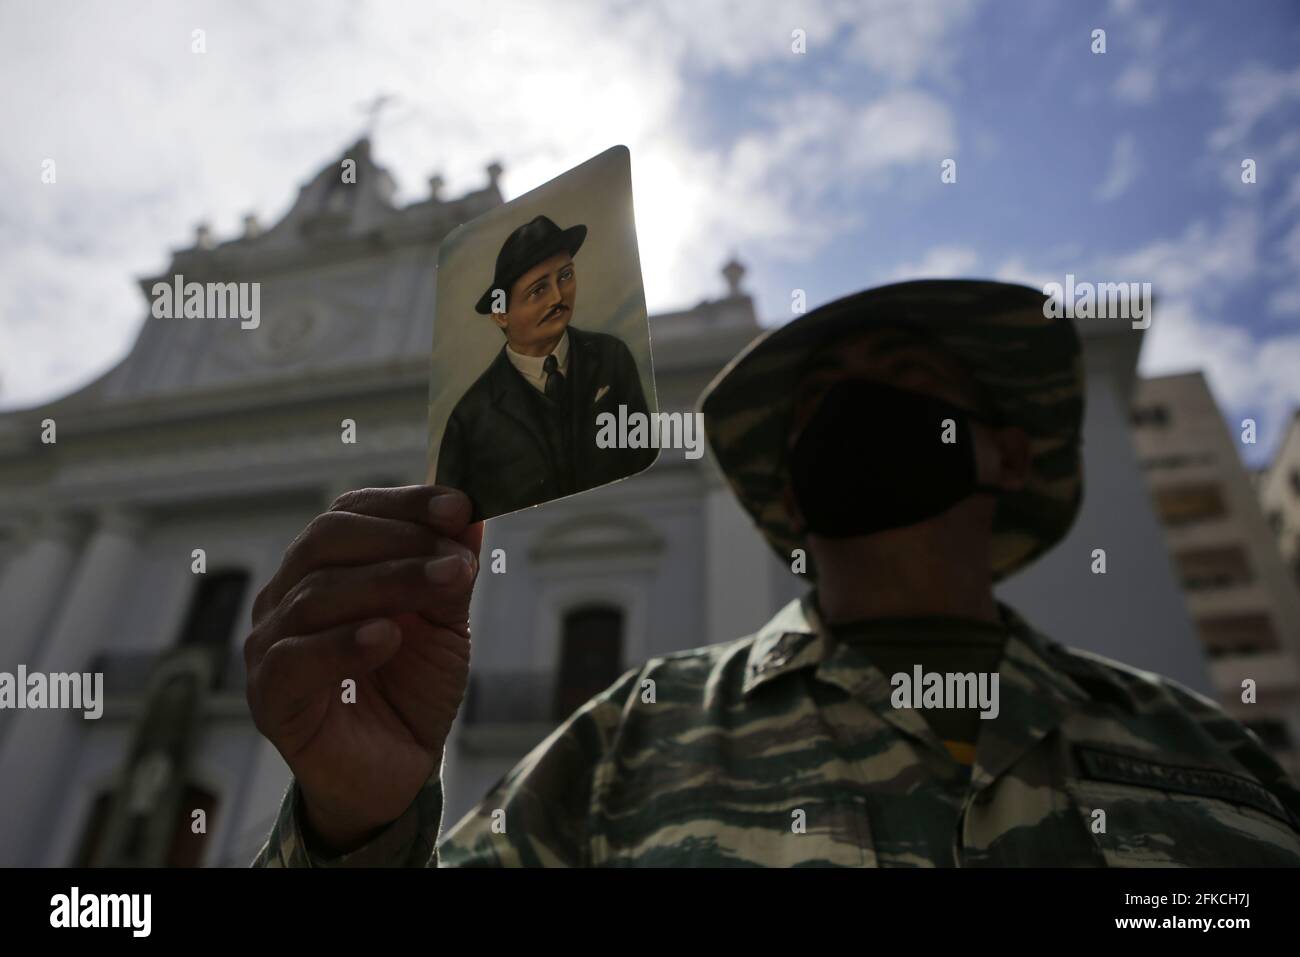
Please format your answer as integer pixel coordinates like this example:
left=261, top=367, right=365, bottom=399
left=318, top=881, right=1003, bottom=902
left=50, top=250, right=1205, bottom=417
left=991, top=426, right=1032, bottom=492
left=490, top=310, right=509, bottom=333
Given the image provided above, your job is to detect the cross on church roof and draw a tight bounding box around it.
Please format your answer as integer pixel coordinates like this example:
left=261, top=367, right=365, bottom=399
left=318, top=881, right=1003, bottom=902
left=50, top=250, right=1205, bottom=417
left=356, top=92, right=399, bottom=137
left=722, top=256, right=747, bottom=296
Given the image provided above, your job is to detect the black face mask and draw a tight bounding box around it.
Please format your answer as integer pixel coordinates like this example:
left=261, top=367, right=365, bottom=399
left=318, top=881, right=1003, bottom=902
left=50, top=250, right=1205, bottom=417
left=788, top=379, right=1004, bottom=538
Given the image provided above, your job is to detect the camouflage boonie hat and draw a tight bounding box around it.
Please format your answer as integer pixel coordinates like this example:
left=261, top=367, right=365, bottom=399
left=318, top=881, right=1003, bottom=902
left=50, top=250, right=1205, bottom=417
left=697, top=279, right=1084, bottom=582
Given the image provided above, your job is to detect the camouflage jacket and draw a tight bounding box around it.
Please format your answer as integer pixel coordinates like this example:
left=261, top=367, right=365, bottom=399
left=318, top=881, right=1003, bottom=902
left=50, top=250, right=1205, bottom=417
left=253, top=595, right=1300, bottom=867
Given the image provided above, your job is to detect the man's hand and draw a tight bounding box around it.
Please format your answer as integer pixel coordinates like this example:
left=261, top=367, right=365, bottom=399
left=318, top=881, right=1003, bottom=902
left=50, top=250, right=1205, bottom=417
left=244, top=485, right=482, bottom=854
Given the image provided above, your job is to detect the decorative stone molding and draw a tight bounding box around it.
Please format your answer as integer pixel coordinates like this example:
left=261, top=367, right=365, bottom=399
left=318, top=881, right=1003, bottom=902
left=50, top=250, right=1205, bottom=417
left=53, top=421, right=426, bottom=488
left=94, top=505, right=148, bottom=538
left=528, top=513, right=665, bottom=565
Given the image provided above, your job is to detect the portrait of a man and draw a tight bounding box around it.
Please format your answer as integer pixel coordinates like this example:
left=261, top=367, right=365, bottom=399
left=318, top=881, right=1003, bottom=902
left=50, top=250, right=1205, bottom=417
left=433, top=213, right=655, bottom=521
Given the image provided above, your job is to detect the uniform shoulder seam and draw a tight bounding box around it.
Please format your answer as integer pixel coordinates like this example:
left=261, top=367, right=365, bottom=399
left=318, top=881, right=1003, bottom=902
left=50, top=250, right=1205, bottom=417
left=1052, top=643, right=1167, bottom=687
left=640, top=633, right=760, bottom=668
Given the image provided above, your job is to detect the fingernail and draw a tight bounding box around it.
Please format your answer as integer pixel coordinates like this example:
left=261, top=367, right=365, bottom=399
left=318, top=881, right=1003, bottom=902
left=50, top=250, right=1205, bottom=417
left=434, top=538, right=477, bottom=567
left=426, top=555, right=463, bottom=584
left=356, top=620, right=397, bottom=647
left=428, top=494, right=460, bottom=524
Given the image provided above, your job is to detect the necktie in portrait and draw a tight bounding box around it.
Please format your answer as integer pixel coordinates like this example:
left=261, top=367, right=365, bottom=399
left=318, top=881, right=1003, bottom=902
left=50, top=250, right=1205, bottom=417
left=543, top=354, right=567, bottom=405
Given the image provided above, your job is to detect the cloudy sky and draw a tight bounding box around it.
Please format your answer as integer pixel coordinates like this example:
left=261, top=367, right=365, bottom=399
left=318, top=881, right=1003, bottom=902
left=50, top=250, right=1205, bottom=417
left=2, top=0, right=1298, bottom=463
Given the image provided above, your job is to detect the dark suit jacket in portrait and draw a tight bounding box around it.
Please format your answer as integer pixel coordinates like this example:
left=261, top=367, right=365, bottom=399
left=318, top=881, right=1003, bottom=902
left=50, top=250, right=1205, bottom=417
left=434, top=326, right=656, bottom=521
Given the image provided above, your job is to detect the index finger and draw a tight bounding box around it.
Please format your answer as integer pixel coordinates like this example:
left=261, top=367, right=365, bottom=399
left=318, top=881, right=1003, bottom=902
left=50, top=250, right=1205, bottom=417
left=329, top=485, right=473, bottom=534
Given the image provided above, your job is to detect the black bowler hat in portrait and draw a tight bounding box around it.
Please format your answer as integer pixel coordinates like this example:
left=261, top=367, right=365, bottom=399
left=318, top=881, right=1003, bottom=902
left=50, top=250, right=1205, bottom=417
left=431, top=169, right=657, bottom=523
left=474, top=215, right=588, bottom=314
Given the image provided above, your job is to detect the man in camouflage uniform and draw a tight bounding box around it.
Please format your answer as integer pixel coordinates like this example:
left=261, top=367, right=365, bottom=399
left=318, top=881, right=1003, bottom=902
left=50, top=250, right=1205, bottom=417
left=250, top=280, right=1300, bottom=866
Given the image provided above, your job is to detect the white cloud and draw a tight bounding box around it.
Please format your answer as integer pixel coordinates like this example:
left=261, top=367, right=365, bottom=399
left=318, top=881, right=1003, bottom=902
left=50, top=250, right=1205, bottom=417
left=1267, top=286, right=1300, bottom=317
left=843, top=0, right=978, bottom=84
left=1139, top=299, right=1300, bottom=457
left=1113, top=65, right=1157, bottom=104
left=1279, top=220, right=1300, bottom=267
left=888, top=245, right=979, bottom=280
left=1094, top=133, right=1139, bottom=201
left=1101, top=209, right=1259, bottom=298
left=1103, top=2, right=1165, bottom=106
left=607, top=0, right=979, bottom=82
left=992, top=256, right=1060, bottom=293
left=1113, top=211, right=1300, bottom=465
left=1266, top=222, right=1300, bottom=315
left=0, top=0, right=975, bottom=411
left=1209, top=63, right=1300, bottom=151
left=991, top=208, right=1299, bottom=465
left=1279, top=172, right=1300, bottom=214
left=741, top=87, right=957, bottom=188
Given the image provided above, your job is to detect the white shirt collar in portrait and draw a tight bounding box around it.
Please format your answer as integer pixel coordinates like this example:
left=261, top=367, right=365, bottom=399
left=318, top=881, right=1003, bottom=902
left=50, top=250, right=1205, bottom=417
left=505, top=329, right=570, bottom=393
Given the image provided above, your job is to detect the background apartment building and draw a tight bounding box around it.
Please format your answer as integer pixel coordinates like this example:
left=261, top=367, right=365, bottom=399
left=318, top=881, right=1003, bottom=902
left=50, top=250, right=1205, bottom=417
left=1131, top=373, right=1300, bottom=779
left=1258, top=411, right=1300, bottom=591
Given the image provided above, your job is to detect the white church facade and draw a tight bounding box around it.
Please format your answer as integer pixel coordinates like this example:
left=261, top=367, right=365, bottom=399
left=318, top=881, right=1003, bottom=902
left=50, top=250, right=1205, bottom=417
left=0, top=139, right=1208, bottom=866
